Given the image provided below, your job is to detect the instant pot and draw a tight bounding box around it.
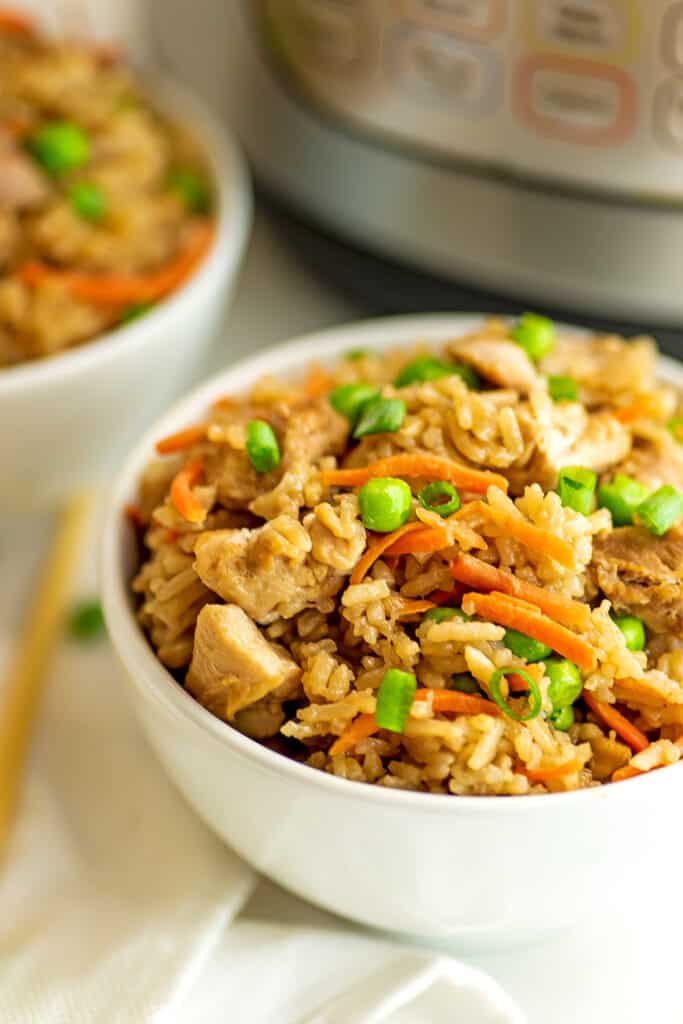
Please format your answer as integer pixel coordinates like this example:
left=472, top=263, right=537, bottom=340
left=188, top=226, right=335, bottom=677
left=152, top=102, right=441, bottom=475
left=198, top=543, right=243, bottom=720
left=151, top=1, right=683, bottom=344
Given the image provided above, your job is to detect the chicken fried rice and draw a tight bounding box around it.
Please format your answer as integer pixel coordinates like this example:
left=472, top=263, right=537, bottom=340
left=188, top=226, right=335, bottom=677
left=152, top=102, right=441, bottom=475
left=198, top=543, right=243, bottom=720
left=130, top=317, right=683, bottom=795
left=0, top=10, right=213, bottom=367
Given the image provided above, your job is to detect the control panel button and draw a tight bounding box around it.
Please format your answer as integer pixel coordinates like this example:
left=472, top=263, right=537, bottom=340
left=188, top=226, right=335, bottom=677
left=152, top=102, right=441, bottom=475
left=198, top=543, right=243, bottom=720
left=399, top=0, right=506, bottom=41
left=524, top=0, right=639, bottom=62
left=653, top=76, right=683, bottom=153
left=661, top=2, right=683, bottom=71
left=387, top=27, right=503, bottom=115
left=514, top=55, right=636, bottom=145
left=262, top=0, right=371, bottom=74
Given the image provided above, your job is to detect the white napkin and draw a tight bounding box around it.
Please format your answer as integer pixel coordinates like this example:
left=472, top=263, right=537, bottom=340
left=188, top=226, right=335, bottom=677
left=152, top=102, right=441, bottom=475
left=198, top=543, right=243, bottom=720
left=0, top=507, right=525, bottom=1023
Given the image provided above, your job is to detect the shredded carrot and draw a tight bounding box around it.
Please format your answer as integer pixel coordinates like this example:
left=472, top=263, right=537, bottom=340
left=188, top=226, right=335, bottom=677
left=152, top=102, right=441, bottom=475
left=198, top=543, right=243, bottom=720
left=212, top=396, right=235, bottom=410
left=521, top=759, right=582, bottom=783
left=611, top=764, right=644, bottom=783
left=414, top=688, right=500, bottom=716
left=450, top=554, right=590, bottom=631
left=328, top=714, right=378, bottom=757
left=321, top=453, right=508, bottom=495
left=469, top=501, right=575, bottom=569
left=383, top=502, right=480, bottom=557
left=397, top=598, right=435, bottom=620
left=350, top=522, right=426, bottom=585
left=429, top=587, right=462, bottom=605
left=303, top=364, right=332, bottom=398
left=508, top=662, right=543, bottom=693
left=20, top=220, right=214, bottom=306
left=125, top=503, right=145, bottom=529
left=582, top=691, right=648, bottom=752
left=155, top=423, right=208, bottom=455
left=170, top=458, right=205, bottom=525
left=0, top=7, right=34, bottom=34
left=463, top=591, right=597, bottom=672
left=614, top=395, right=658, bottom=424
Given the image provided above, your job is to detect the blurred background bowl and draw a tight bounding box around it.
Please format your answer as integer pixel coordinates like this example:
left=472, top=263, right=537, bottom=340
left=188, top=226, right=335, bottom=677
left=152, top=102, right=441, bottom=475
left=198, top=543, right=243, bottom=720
left=0, top=78, right=251, bottom=509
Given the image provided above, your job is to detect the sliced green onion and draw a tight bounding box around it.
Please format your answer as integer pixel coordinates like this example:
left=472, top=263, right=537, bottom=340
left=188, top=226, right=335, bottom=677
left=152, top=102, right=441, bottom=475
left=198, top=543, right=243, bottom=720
left=68, top=181, right=107, bottom=222
left=667, top=416, right=683, bottom=442
left=375, top=668, right=417, bottom=732
left=597, top=474, right=649, bottom=527
left=358, top=477, right=412, bottom=532
left=28, top=120, right=90, bottom=176
left=418, top=480, right=460, bottom=518
left=246, top=419, right=281, bottom=473
left=557, top=466, right=597, bottom=516
left=545, top=657, right=583, bottom=710
left=503, top=628, right=552, bottom=662
left=636, top=485, right=683, bottom=536
left=510, top=313, right=555, bottom=362
left=329, top=382, right=379, bottom=423
left=489, top=667, right=542, bottom=721
left=167, top=167, right=211, bottom=214
left=448, top=673, right=480, bottom=694
left=68, top=599, right=104, bottom=642
left=345, top=348, right=370, bottom=360
left=423, top=606, right=471, bottom=623
left=120, top=301, right=153, bottom=324
left=394, top=356, right=480, bottom=390
left=548, top=375, right=578, bottom=402
left=353, top=397, right=406, bottom=438
left=611, top=613, right=646, bottom=652
left=549, top=704, right=574, bottom=731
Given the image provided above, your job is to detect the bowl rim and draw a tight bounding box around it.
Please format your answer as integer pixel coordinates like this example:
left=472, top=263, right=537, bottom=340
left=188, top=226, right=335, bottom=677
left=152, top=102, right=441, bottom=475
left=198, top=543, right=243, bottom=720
left=0, top=75, right=252, bottom=394
left=101, top=312, right=683, bottom=814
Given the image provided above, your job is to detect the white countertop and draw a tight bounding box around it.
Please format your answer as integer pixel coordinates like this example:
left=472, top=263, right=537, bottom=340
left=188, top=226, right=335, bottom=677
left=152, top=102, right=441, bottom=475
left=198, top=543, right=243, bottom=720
left=3, top=210, right=680, bottom=1024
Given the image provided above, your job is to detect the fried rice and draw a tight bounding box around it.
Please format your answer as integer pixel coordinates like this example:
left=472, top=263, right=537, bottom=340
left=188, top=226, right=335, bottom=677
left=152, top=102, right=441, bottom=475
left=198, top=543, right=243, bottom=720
left=130, top=318, right=683, bottom=795
left=0, top=12, right=213, bottom=367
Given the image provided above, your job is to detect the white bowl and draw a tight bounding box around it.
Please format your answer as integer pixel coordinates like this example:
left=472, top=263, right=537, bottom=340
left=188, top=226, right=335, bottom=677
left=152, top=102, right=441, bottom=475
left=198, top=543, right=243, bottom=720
left=0, top=79, right=252, bottom=508
left=102, top=314, right=683, bottom=945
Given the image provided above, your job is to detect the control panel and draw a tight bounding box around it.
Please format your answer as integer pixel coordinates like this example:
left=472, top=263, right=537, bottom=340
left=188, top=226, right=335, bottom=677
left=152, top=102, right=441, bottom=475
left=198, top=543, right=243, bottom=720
left=256, top=0, right=683, bottom=200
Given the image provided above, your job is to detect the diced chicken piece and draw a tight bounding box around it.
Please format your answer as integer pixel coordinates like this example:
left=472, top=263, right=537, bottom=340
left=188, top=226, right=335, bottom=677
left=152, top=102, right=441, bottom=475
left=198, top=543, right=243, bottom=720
left=508, top=406, right=630, bottom=492
left=0, top=143, right=49, bottom=209
left=590, top=526, right=683, bottom=635
left=446, top=337, right=541, bottom=394
left=193, top=514, right=353, bottom=623
left=186, top=603, right=301, bottom=719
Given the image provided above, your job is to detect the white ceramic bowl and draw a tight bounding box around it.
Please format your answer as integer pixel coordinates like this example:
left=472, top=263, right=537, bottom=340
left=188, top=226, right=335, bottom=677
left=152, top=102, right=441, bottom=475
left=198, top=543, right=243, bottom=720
left=0, top=79, right=251, bottom=508
left=102, top=315, right=683, bottom=945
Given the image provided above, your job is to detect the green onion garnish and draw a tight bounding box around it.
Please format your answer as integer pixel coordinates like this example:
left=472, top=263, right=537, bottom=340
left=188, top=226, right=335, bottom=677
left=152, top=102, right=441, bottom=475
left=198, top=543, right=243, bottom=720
left=510, top=313, right=555, bottom=362
left=358, top=477, right=412, bottom=532
left=597, top=474, right=649, bottom=527
left=557, top=466, right=597, bottom=516
left=68, top=599, right=104, bottom=642
left=548, top=375, right=578, bottom=402
left=611, top=613, right=646, bottom=652
left=329, top=382, right=379, bottom=424
left=167, top=167, right=211, bottom=214
left=503, top=628, right=552, bottom=663
left=545, top=657, right=583, bottom=710
left=27, top=120, right=90, bottom=176
left=68, top=181, right=107, bottom=222
left=489, top=666, right=542, bottom=721
left=448, top=673, right=480, bottom=694
left=636, top=485, right=683, bottom=536
left=417, top=480, right=460, bottom=518
left=353, top=397, right=406, bottom=438
left=394, top=356, right=480, bottom=390
left=375, top=668, right=417, bottom=733
left=549, top=704, right=574, bottom=731
left=246, top=419, right=281, bottom=473
left=423, top=606, right=470, bottom=623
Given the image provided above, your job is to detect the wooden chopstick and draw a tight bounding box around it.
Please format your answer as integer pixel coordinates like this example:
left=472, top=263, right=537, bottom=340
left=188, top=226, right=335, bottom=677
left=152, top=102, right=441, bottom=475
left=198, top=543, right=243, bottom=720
left=0, top=492, right=93, bottom=857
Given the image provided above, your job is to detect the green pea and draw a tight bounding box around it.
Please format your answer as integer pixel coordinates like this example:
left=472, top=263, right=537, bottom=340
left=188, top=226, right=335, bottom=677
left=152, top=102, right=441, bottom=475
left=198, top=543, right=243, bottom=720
left=68, top=599, right=104, bottom=642
left=28, top=121, right=90, bottom=176
left=395, top=356, right=479, bottom=390
left=329, top=382, right=379, bottom=423
left=358, top=477, right=412, bottom=532
left=353, top=397, right=406, bottom=439
left=510, top=313, right=555, bottom=362
left=548, top=375, right=578, bottom=402
left=549, top=704, right=575, bottom=731
left=545, top=657, right=583, bottom=710
left=597, top=474, right=649, bottom=527
left=611, top=613, right=646, bottom=652
left=68, top=182, right=107, bottom=222
left=503, top=628, right=552, bottom=662
left=423, top=606, right=471, bottom=623
left=167, top=167, right=211, bottom=214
